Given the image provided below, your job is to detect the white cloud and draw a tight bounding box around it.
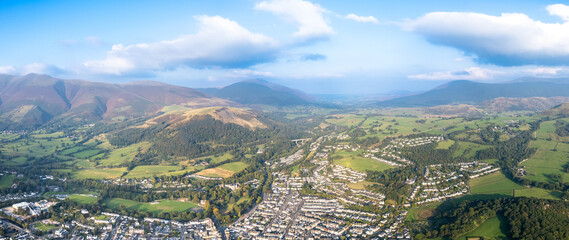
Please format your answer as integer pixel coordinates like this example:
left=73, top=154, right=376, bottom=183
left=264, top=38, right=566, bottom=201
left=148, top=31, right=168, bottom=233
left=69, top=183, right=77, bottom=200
left=83, top=15, right=278, bottom=75
left=408, top=67, right=503, bottom=81
left=0, top=66, right=17, bottom=74
left=345, top=14, right=379, bottom=24
left=255, top=0, right=334, bottom=40
left=527, top=67, right=564, bottom=75
left=547, top=4, right=569, bottom=22
left=406, top=4, right=569, bottom=66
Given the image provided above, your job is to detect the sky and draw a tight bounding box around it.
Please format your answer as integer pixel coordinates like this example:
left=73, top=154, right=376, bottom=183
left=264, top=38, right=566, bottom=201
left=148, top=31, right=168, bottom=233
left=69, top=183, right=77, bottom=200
left=1, top=0, right=569, bottom=94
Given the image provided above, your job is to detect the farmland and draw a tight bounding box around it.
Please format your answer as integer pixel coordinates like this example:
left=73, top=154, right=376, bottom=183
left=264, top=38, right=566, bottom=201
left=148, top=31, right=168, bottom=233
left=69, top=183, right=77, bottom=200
left=457, top=216, right=508, bottom=240
left=67, top=194, right=98, bottom=204
left=196, top=161, right=249, bottom=178
left=332, top=151, right=393, bottom=172
left=0, top=174, right=15, bottom=189
left=469, top=172, right=523, bottom=196
left=72, top=168, right=127, bottom=180
left=124, top=165, right=194, bottom=179
left=103, top=198, right=201, bottom=215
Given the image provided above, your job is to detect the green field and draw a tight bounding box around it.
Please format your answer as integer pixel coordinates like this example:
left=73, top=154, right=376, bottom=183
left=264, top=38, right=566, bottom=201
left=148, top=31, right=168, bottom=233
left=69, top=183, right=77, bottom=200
left=469, top=172, right=524, bottom=196
left=67, top=194, right=98, bottom=204
left=192, top=153, right=233, bottom=164
left=72, top=149, right=102, bottom=159
left=458, top=216, right=508, bottom=240
left=406, top=202, right=441, bottom=222
left=72, top=168, right=127, bottom=180
left=34, top=222, right=59, bottom=232
left=196, top=161, right=249, bottom=178
left=326, top=114, right=366, bottom=127
left=436, top=139, right=455, bottom=149
left=103, top=198, right=201, bottom=214
left=453, top=141, right=492, bottom=159
left=98, top=141, right=151, bottom=166
left=514, top=188, right=563, bottom=200
left=0, top=174, right=15, bottom=189
left=332, top=151, right=394, bottom=172
left=219, top=161, right=249, bottom=172
left=523, top=139, right=569, bottom=183
left=124, top=165, right=191, bottom=179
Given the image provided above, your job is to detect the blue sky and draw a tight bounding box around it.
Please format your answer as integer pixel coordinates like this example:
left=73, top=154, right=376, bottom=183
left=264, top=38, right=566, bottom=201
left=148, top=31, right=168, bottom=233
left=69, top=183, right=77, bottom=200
left=1, top=0, right=569, bottom=94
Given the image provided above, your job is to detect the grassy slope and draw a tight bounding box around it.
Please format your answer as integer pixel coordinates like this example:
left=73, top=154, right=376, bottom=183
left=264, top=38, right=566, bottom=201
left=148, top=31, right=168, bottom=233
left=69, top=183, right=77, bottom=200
left=103, top=198, right=200, bottom=214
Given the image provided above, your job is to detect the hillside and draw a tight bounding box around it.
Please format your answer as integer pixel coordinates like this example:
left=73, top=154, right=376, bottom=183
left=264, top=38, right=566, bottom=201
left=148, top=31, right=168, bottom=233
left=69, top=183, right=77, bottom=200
left=0, top=74, right=232, bottom=129
left=380, top=80, right=569, bottom=107
left=480, top=96, right=569, bottom=112
left=198, top=79, right=314, bottom=106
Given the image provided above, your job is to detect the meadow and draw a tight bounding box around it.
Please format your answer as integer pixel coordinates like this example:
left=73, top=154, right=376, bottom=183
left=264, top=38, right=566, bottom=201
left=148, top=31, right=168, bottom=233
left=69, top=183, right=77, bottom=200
left=124, top=165, right=193, bottom=179
left=97, top=141, right=151, bottom=166
left=196, top=161, right=249, bottom=178
left=332, top=151, right=394, bottom=172
left=67, top=194, right=98, bottom=204
left=72, top=168, right=127, bottom=180
left=103, top=198, right=201, bottom=214
left=522, top=119, right=569, bottom=183
left=457, top=216, right=508, bottom=240
left=0, top=174, right=15, bottom=189
left=469, top=172, right=524, bottom=196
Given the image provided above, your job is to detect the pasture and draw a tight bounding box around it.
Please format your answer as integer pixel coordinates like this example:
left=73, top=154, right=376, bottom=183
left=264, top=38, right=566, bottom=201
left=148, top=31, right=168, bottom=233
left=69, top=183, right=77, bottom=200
left=196, top=161, right=249, bottom=178
left=103, top=198, right=201, bottom=214
left=0, top=174, right=15, bottom=189
left=469, top=172, right=523, bottom=196
left=458, top=216, right=508, bottom=240
left=124, top=165, right=191, bottom=179
left=67, top=194, right=98, bottom=204
left=332, top=151, right=394, bottom=172
left=72, top=168, right=127, bottom=180
left=98, top=141, right=150, bottom=166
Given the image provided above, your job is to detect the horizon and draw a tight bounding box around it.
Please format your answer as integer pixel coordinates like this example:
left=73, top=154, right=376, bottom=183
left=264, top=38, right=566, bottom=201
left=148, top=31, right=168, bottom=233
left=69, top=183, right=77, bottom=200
left=1, top=0, right=569, bottom=94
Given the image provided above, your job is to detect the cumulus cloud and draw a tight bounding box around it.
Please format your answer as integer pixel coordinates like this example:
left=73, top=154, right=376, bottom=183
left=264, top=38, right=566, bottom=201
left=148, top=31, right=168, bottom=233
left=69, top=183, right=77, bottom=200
left=255, top=0, right=334, bottom=41
left=232, top=69, right=274, bottom=77
left=406, top=4, right=569, bottom=66
left=83, top=15, right=278, bottom=75
left=345, top=14, right=379, bottom=24
left=0, top=66, right=17, bottom=74
left=408, top=67, right=503, bottom=81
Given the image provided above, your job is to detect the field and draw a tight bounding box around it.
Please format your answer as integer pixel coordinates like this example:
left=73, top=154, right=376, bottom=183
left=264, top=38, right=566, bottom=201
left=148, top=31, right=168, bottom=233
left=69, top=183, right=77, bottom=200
left=103, top=198, right=201, bottom=214
left=124, top=165, right=191, bottom=179
left=514, top=188, right=563, bottom=200
left=196, top=161, right=249, bottom=178
left=0, top=174, right=15, bottom=189
left=469, top=172, right=524, bottom=196
left=523, top=139, right=569, bottom=183
left=332, top=151, right=394, bottom=172
left=191, top=153, right=234, bottom=164
left=98, top=141, right=150, bottom=166
left=346, top=181, right=375, bottom=190
left=458, top=216, right=508, bottom=240
left=522, top=119, right=569, bottom=183
left=435, top=139, right=455, bottom=149
left=453, top=141, right=492, bottom=159
left=406, top=202, right=441, bottom=222
left=325, top=114, right=366, bottom=127
left=72, top=168, right=127, bottom=180
left=67, top=194, right=98, bottom=204
left=34, top=222, right=58, bottom=232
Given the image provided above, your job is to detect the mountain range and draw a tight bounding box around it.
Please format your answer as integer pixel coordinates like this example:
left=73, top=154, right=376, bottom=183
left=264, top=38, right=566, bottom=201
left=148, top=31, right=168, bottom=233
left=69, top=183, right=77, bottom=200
left=0, top=74, right=232, bottom=129
left=380, top=79, right=569, bottom=107
left=197, top=79, right=313, bottom=106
